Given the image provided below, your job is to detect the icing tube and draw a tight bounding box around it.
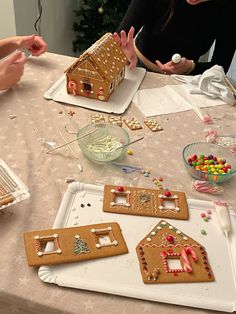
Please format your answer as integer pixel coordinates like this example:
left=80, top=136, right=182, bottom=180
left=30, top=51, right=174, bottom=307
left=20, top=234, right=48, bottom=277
left=213, top=200, right=232, bottom=236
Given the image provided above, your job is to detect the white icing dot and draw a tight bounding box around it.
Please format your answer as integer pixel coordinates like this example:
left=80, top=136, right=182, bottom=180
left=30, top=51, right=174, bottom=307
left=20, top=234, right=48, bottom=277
left=147, top=237, right=152, bottom=242
left=183, top=236, right=188, bottom=240
left=157, top=226, right=162, bottom=230
left=108, top=227, right=112, bottom=231
left=169, top=226, right=173, bottom=229
left=37, top=252, right=43, bottom=256
left=91, top=229, right=96, bottom=233
left=96, top=244, right=101, bottom=248
left=176, top=207, right=180, bottom=211
left=34, top=236, right=39, bottom=239
left=111, top=189, right=116, bottom=192
left=161, top=222, right=167, bottom=225
left=151, top=231, right=156, bottom=236
left=176, top=230, right=181, bottom=234
left=57, top=249, right=62, bottom=254
left=113, top=240, right=118, bottom=245
left=53, top=234, right=58, bottom=238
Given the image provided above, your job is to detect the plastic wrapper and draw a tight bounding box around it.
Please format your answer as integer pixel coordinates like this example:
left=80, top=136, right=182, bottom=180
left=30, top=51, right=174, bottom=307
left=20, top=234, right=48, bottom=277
left=192, top=180, right=224, bottom=194
left=0, top=159, right=30, bottom=210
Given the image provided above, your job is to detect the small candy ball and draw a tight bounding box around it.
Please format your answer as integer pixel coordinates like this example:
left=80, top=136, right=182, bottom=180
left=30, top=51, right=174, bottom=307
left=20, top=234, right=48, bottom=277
left=117, top=186, right=124, bottom=192
left=127, top=149, right=133, bottom=155
left=165, top=191, right=172, bottom=197
left=171, top=53, right=181, bottom=63
left=166, top=235, right=174, bottom=243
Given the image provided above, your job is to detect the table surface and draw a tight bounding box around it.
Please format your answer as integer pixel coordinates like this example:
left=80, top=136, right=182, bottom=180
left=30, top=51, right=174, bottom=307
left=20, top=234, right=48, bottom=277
left=0, top=52, right=236, bottom=314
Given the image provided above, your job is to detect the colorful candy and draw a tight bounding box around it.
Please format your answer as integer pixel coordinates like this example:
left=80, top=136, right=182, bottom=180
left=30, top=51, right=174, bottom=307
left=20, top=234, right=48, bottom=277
left=187, top=154, right=232, bottom=175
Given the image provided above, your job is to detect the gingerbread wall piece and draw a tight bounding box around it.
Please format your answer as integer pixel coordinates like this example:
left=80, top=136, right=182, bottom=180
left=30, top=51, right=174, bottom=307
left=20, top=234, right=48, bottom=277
left=123, top=118, right=143, bottom=130
left=24, top=222, right=128, bottom=266
left=136, top=220, right=214, bottom=284
left=108, top=115, right=122, bottom=126
left=65, top=33, right=127, bottom=101
left=103, top=185, right=189, bottom=220
left=144, top=119, right=163, bottom=132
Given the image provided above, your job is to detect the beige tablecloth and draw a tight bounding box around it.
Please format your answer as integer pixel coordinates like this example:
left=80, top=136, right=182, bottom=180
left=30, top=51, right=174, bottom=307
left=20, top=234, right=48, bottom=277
left=0, top=52, right=236, bottom=314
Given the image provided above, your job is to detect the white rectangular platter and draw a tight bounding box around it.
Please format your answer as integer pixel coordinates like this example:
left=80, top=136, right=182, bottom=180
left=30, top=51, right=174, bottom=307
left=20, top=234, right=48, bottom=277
left=44, top=67, right=146, bottom=114
left=39, top=182, right=236, bottom=312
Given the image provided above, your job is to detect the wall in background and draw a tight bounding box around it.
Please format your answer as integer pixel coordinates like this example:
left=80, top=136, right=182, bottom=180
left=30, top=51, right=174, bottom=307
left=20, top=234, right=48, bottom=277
left=0, top=0, right=79, bottom=56
left=0, top=0, right=16, bottom=38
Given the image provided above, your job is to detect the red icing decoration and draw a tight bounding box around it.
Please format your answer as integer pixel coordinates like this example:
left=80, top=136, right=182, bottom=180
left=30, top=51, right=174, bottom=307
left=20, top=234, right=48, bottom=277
left=165, top=191, right=172, bottom=197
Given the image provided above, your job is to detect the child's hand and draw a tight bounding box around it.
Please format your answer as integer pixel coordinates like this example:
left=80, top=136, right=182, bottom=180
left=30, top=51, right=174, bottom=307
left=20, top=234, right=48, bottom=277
left=17, top=34, right=47, bottom=56
left=0, top=51, right=26, bottom=90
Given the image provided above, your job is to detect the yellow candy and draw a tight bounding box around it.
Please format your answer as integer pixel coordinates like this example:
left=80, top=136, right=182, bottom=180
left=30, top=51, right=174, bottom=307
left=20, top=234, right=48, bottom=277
left=127, top=149, right=133, bottom=155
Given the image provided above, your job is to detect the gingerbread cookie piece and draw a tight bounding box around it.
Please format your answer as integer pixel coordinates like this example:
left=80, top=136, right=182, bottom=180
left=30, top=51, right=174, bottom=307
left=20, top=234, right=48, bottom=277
left=136, top=220, right=214, bottom=284
left=108, top=115, right=122, bottom=127
left=103, top=185, right=189, bottom=220
left=90, top=114, right=105, bottom=123
left=144, top=119, right=163, bottom=132
left=123, top=118, right=143, bottom=130
left=24, top=222, right=128, bottom=266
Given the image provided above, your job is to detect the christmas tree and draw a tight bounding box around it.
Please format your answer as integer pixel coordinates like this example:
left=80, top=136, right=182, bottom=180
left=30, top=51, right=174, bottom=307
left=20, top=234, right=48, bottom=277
left=73, top=0, right=130, bottom=53
left=73, top=235, right=90, bottom=255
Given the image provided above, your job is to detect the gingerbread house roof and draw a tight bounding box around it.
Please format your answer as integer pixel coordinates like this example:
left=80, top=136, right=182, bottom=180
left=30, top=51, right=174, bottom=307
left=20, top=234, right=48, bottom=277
left=65, top=33, right=127, bottom=83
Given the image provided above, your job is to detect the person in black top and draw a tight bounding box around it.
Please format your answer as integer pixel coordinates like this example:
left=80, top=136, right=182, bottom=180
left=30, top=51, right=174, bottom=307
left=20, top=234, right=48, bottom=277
left=114, top=0, right=236, bottom=75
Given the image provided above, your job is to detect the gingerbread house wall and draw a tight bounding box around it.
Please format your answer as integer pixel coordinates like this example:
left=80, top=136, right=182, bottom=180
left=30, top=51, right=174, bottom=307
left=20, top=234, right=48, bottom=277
left=66, top=58, right=126, bottom=102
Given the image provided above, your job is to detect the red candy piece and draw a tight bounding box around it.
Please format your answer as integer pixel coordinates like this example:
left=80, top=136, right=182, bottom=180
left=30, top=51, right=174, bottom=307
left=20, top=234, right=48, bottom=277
left=165, top=191, right=172, bottom=197
left=166, top=235, right=174, bottom=243
left=117, top=186, right=124, bottom=192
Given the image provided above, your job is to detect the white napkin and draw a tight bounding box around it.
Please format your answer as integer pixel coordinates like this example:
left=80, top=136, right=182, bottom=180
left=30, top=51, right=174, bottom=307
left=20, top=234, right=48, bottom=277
left=133, top=84, right=226, bottom=117
left=172, top=65, right=235, bottom=106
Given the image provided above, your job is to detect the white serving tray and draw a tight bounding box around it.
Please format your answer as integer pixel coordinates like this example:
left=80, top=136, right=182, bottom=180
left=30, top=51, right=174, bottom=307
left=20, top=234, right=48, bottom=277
left=39, top=182, right=236, bottom=312
left=44, top=67, right=146, bottom=114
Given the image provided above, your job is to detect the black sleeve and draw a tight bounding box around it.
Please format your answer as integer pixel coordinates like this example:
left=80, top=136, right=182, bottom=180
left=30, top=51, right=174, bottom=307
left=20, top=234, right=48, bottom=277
left=116, top=0, right=151, bottom=36
left=192, top=0, right=236, bottom=75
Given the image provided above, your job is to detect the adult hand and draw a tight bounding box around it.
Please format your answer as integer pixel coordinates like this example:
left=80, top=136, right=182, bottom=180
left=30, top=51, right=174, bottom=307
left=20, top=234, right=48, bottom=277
left=0, top=51, right=26, bottom=91
left=17, top=34, right=47, bottom=56
left=113, top=26, right=137, bottom=70
left=156, top=57, right=194, bottom=75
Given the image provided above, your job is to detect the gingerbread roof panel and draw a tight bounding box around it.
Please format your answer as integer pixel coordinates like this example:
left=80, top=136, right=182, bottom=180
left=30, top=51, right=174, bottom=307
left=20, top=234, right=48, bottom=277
left=65, top=33, right=127, bottom=83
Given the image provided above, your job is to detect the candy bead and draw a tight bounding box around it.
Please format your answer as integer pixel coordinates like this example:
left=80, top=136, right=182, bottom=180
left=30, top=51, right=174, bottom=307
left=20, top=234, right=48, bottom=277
left=165, top=191, right=172, bottom=197
left=127, top=149, right=133, bottom=155
left=117, top=186, right=124, bottom=192
left=166, top=235, right=174, bottom=243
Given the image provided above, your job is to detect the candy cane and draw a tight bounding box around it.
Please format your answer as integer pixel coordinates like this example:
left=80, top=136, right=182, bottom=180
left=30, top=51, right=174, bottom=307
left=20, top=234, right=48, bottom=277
left=68, top=80, right=77, bottom=96
left=181, top=246, right=198, bottom=273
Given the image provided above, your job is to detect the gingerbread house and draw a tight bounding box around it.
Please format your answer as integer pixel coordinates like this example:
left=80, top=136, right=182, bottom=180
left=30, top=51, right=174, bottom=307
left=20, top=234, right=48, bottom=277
left=136, top=220, right=214, bottom=284
left=65, top=33, right=127, bottom=101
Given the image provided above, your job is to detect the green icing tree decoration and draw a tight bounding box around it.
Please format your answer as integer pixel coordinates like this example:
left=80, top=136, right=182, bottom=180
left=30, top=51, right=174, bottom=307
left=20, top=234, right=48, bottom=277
left=73, top=0, right=130, bottom=53
left=74, top=235, right=90, bottom=255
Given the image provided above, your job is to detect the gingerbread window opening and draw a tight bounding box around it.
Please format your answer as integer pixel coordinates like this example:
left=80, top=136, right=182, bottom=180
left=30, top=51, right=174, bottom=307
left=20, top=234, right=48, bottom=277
left=110, top=189, right=130, bottom=207
left=34, top=234, right=62, bottom=257
left=83, top=82, right=92, bottom=92
left=167, top=258, right=183, bottom=270
left=159, top=194, right=179, bottom=211
left=91, top=227, right=118, bottom=249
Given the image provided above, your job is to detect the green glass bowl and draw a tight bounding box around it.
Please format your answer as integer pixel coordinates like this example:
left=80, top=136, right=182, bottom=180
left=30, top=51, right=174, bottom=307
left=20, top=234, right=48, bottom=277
left=182, top=142, right=236, bottom=183
left=77, top=123, right=130, bottom=163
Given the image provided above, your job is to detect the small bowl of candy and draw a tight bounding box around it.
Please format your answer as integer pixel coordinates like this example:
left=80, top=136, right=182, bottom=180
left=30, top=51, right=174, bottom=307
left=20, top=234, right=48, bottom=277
left=182, top=142, right=236, bottom=183
left=77, top=123, right=130, bottom=163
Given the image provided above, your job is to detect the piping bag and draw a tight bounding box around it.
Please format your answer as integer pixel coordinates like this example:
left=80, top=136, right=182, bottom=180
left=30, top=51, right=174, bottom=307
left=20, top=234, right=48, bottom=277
left=213, top=200, right=232, bottom=236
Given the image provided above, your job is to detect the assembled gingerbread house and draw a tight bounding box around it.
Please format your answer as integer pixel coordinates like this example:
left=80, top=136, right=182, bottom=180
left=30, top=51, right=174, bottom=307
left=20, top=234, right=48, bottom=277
left=65, top=33, right=127, bottom=101
left=136, top=220, right=214, bottom=284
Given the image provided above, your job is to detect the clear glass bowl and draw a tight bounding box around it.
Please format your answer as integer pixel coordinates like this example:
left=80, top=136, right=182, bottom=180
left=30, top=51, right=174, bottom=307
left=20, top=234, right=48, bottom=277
left=77, top=123, right=130, bottom=163
left=182, top=142, right=236, bottom=183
